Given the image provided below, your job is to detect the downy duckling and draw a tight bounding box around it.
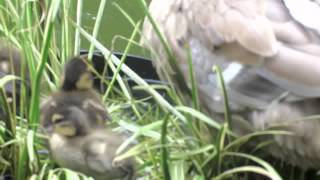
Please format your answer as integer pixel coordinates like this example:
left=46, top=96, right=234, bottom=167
left=41, top=55, right=109, bottom=134
left=48, top=106, right=135, bottom=180
left=0, top=40, right=30, bottom=120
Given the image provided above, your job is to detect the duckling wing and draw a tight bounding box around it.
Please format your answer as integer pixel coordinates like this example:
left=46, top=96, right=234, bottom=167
left=81, top=91, right=111, bottom=124
left=82, top=131, right=134, bottom=180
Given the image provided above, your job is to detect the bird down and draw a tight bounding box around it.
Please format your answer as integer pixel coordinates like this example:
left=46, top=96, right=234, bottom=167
left=142, top=0, right=320, bottom=168
left=48, top=106, right=135, bottom=180
left=0, top=39, right=30, bottom=120
left=40, top=56, right=135, bottom=179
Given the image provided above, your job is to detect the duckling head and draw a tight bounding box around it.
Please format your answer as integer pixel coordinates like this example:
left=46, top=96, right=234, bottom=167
left=0, top=40, right=24, bottom=75
left=50, top=106, right=91, bottom=137
left=61, top=56, right=93, bottom=91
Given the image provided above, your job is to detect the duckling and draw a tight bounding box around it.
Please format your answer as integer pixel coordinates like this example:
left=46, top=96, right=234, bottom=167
left=48, top=106, right=135, bottom=180
left=41, top=55, right=109, bottom=134
left=142, top=0, right=320, bottom=169
left=0, top=44, right=22, bottom=78
left=0, top=40, right=30, bottom=120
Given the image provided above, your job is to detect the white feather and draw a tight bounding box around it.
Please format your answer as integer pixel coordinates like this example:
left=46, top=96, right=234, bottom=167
left=283, top=0, right=320, bottom=33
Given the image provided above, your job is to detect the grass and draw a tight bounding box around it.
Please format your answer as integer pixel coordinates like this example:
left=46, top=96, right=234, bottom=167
left=0, top=0, right=316, bottom=180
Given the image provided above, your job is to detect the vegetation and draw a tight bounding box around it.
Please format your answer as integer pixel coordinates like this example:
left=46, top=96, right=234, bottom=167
left=0, top=0, right=315, bottom=179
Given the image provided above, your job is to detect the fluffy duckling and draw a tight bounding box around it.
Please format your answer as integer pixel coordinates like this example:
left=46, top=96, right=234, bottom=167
left=41, top=55, right=109, bottom=134
left=48, top=106, right=135, bottom=180
left=0, top=44, right=22, bottom=78
left=0, top=39, right=30, bottom=79
left=40, top=55, right=135, bottom=179
left=0, top=40, right=29, bottom=120
left=142, top=0, right=320, bottom=168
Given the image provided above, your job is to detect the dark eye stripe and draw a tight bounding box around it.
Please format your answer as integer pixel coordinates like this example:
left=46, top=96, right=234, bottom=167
left=53, top=118, right=64, bottom=124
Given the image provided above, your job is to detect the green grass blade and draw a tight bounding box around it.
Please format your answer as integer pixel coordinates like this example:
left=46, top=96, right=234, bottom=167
left=161, top=114, right=171, bottom=180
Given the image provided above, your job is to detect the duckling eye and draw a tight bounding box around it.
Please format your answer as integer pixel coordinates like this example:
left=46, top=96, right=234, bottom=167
left=52, top=114, right=65, bottom=124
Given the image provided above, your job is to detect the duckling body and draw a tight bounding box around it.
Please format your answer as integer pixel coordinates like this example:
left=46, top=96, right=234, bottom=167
left=47, top=106, right=135, bottom=180
left=49, top=129, right=135, bottom=180
left=142, top=0, right=320, bottom=168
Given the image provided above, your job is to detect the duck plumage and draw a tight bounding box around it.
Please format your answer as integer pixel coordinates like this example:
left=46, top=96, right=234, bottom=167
left=142, top=0, right=320, bottom=168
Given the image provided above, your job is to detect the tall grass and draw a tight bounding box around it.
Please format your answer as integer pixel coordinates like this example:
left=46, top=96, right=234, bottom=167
left=0, top=0, right=313, bottom=180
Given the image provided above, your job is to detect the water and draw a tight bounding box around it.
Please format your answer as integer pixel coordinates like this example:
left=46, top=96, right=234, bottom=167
left=80, top=0, right=150, bottom=57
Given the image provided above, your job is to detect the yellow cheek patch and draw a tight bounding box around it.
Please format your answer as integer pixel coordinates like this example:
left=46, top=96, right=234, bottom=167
left=76, top=72, right=93, bottom=90
left=52, top=114, right=64, bottom=123
left=55, top=126, right=76, bottom=136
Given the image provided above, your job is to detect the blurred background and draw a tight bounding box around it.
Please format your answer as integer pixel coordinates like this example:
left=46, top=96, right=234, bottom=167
left=79, top=0, right=150, bottom=57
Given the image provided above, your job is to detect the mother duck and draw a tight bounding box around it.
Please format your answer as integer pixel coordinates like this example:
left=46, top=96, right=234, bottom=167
left=142, top=0, right=320, bottom=168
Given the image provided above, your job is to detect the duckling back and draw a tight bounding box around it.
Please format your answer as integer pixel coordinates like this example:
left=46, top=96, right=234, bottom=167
left=49, top=129, right=135, bottom=180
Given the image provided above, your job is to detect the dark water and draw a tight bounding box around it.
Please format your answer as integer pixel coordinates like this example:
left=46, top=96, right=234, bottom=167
left=80, top=0, right=150, bottom=57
